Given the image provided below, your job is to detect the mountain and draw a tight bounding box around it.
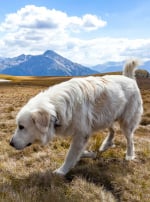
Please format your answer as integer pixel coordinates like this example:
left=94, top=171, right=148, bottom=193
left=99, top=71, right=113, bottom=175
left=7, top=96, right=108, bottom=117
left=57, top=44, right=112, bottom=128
left=91, top=61, right=124, bottom=73
left=0, top=50, right=98, bottom=76
left=0, top=54, right=32, bottom=70
left=91, top=61, right=150, bottom=73
left=1, top=51, right=149, bottom=76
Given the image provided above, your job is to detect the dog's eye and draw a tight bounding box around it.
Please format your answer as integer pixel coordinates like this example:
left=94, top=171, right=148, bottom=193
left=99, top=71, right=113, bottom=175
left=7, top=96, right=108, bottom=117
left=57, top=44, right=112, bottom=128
left=19, top=125, right=24, bottom=130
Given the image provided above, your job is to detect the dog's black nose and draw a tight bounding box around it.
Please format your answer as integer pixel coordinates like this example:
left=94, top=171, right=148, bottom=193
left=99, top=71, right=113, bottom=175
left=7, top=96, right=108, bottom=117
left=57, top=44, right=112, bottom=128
left=10, top=139, right=14, bottom=147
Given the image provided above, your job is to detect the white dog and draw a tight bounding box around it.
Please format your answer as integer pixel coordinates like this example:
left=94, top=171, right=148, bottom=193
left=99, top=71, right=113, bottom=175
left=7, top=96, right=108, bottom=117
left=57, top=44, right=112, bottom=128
left=10, top=59, right=143, bottom=175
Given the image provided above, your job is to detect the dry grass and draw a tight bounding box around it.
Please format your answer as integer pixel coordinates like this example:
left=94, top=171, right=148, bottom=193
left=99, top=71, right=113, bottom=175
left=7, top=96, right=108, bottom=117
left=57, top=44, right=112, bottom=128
left=0, top=74, right=72, bottom=86
left=0, top=75, right=150, bottom=202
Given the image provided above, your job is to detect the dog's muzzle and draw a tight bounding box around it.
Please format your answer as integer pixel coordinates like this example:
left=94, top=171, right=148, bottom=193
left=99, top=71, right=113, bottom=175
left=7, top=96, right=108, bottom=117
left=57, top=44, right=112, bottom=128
left=9, top=138, right=32, bottom=149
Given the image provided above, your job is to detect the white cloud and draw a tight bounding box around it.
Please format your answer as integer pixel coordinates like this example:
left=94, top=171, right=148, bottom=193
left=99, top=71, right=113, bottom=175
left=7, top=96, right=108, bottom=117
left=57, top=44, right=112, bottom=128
left=0, top=6, right=67, bottom=31
left=82, top=14, right=107, bottom=31
left=59, top=37, right=150, bottom=65
left=0, top=5, right=150, bottom=65
left=0, top=5, right=106, bottom=32
left=68, top=14, right=107, bottom=32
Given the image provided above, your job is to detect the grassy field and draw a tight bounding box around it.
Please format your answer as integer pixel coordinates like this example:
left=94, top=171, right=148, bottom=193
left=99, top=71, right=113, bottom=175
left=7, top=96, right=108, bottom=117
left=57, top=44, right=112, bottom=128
left=0, top=75, right=150, bottom=202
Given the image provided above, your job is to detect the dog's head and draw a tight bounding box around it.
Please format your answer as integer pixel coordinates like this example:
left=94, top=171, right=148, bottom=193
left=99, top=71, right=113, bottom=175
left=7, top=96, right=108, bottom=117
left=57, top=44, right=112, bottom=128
left=10, top=108, right=59, bottom=150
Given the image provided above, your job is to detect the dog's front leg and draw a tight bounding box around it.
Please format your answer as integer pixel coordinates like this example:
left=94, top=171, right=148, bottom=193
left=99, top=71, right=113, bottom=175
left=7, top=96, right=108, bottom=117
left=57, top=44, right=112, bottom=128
left=54, top=134, right=89, bottom=176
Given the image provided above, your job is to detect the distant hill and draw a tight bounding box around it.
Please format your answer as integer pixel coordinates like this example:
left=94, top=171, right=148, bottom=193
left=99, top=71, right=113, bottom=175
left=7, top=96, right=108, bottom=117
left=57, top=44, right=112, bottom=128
left=0, top=50, right=98, bottom=76
left=91, top=61, right=150, bottom=73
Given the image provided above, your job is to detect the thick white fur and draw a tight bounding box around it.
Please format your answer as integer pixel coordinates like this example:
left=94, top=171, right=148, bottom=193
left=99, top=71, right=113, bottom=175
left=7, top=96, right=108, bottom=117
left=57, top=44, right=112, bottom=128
left=10, top=59, right=143, bottom=175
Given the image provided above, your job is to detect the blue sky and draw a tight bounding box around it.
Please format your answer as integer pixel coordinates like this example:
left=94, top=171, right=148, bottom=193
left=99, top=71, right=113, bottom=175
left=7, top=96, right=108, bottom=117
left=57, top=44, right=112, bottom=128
left=0, top=0, right=150, bottom=65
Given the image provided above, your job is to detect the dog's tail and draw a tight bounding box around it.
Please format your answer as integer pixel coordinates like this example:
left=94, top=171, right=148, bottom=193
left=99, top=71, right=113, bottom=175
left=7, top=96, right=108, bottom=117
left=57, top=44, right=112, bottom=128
left=123, top=59, right=140, bottom=79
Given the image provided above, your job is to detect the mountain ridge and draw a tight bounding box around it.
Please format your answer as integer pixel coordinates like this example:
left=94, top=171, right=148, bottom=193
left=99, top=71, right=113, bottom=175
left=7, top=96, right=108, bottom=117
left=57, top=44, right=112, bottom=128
left=91, top=61, right=150, bottom=73
left=0, top=50, right=149, bottom=76
left=0, top=50, right=98, bottom=76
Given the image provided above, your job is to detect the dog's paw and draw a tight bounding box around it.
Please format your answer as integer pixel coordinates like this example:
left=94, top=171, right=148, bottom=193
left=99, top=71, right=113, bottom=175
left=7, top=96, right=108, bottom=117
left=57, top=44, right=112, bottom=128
left=81, top=150, right=97, bottom=159
left=125, top=155, right=135, bottom=161
left=53, top=168, right=66, bottom=176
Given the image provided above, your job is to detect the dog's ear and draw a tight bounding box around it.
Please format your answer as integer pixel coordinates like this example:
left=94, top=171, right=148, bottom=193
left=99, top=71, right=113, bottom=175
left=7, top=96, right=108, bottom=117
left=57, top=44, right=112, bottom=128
left=31, top=109, right=50, bottom=133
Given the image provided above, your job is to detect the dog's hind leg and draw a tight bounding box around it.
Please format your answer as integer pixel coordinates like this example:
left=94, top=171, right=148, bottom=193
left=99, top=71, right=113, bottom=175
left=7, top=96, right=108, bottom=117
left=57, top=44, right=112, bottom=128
left=121, top=124, right=136, bottom=160
left=54, top=134, right=89, bottom=176
left=99, top=126, right=115, bottom=152
left=120, top=108, right=142, bottom=160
